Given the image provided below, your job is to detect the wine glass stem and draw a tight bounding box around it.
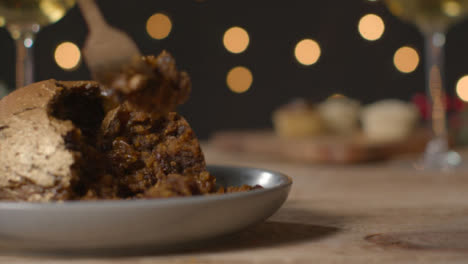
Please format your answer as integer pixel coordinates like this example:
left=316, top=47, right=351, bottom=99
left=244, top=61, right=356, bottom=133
left=424, top=31, right=448, bottom=142
left=14, top=32, right=35, bottom=88
left=419, top=30, right=459, bottom=169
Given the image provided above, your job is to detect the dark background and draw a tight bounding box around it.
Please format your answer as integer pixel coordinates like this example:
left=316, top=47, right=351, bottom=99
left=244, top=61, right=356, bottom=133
left=1, top=0, right=468, bottom=139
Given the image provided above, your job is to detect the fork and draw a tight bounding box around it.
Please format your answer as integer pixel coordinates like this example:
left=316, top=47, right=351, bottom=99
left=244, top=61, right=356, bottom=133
left=77, top=0, right=150, bottom=86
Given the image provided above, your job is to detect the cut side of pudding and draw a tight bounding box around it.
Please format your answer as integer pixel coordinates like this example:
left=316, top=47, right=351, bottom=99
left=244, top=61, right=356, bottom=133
left=0, top=52, right=258, bottom=202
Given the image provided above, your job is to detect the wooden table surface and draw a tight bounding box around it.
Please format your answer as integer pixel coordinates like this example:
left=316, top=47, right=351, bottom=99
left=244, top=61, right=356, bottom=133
left=2, top=144, right=468, bottom=263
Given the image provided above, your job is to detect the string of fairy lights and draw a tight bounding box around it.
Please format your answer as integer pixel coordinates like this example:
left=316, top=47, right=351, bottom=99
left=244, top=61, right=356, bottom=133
left=51, top=4, right=468, bottom=101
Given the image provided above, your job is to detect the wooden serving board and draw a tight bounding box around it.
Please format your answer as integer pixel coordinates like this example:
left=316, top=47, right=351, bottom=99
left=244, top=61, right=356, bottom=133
left=210, top=129, right=432, bottom=164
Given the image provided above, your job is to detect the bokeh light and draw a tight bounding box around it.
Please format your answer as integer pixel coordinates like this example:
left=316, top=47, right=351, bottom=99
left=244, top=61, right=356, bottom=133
left=223, top=27, right=250, bottom=53
left=10, top=29, right=20, bottom=40
left=393, top=46, right=419, bottom=73
left=146, top=13, right=172, bottom=40
left=443, top=0, right=462, bottom=17
left=0, top=16, right=5, bottom=27
left=294, top=39, right=321, bottom=66
left=358, top=14, right=385, bottom=41
left=54, top=42, right=81, bottom=70
left=456, top=75, right=468, bottom=102
left=227, top=66, right=253, bottom=93
left=23, top=37, right=33, bottom=48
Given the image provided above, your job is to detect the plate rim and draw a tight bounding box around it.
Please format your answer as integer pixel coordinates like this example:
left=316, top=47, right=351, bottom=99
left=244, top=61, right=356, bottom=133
left=0, top=165, right=292, bottom=210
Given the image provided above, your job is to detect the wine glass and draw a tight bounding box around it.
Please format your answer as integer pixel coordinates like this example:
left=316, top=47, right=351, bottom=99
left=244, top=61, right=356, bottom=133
left=383, top=0, right=468, bottom=170
left=0, top=0, right=76, bottom=88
